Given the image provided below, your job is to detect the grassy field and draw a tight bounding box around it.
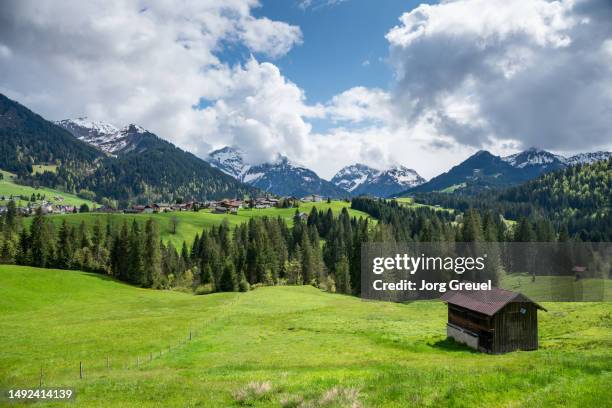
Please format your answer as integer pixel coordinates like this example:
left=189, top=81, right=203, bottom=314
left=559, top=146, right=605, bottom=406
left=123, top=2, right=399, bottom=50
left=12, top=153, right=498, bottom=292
left=31, top=165, right=58, bottom=175
left=393, top=197, right=455, bottom=213
left=0, top=265, right=610, bottom=407
left=27, top=201, right=374, bottom=248
left=500, top=273, right=612, bottom=302
left=0, top=170, right=95, bottom=208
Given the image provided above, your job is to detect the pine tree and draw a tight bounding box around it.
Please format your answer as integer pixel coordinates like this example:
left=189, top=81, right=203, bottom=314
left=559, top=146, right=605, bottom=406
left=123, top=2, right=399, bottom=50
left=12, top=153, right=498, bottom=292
left=56, top=219, right=72, bottom=268
left=143, top=219, right=162, bottom=288
left=29, top=207, right=53, bottom=267
left=335, top=255, right=351, bottom=294
left=219, top=261, right=237, bottom=292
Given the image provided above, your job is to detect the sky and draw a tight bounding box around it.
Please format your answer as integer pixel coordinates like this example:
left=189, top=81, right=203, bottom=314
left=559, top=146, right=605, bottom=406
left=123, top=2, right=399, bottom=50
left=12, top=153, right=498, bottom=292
left=1, top=0, right=611, bottom=179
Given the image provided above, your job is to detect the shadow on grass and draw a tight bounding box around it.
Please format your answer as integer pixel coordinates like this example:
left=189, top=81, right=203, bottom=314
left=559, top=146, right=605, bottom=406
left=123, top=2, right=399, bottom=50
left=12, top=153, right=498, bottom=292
left=428, top=337, right=480, bottom=353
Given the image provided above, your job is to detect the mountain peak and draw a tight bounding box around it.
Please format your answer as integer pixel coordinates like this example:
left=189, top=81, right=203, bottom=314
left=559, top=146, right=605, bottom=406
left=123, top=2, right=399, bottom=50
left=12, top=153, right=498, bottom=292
left=331, top=162, right=424, bottom=197
left=207, top=146, right=248, bottom=179
left=57, top=119, right=152, bottom=154
left=121, top=124, right=148, bottom=134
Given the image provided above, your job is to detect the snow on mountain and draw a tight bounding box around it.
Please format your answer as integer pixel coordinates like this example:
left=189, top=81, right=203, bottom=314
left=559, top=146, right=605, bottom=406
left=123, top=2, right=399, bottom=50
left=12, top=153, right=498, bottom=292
left=331, top=163, right=425, bottom=197
left=207, top=146, right=250, bottom=179
left=331, top=164, right=381, bottom=192
left=565, top=151, right=612, bottom=166
left=379, top=166, right=425, bottom=187
left=56, top=118, right=150, bottom=155
left=207, top=148, right=346, bottom=197
left=502, top=148, right=566, bottom=169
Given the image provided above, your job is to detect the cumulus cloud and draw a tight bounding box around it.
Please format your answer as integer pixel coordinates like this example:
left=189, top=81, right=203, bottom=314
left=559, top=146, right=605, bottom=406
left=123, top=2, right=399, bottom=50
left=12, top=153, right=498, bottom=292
left=385, top=0, right=612, bottom=152
left=325, top=87, right=393, bottom=125
left=198, top=58, right=325, bottom=164
left=0, top=0, right=303, bottom=156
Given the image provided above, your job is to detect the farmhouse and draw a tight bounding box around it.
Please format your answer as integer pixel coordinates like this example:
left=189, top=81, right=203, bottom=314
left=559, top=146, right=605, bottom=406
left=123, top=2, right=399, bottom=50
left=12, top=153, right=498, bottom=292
left=440, top=287, right=546, bottom=354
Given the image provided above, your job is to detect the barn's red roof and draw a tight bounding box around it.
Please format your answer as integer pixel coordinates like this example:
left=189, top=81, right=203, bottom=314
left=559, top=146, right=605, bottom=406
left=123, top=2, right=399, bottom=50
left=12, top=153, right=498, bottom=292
left=440, top=287, right=546, bottom=316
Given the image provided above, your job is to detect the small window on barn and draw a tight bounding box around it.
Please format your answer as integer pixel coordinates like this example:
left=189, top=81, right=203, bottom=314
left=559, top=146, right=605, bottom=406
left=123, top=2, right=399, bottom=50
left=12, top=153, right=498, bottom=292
left=520, top=307, right=526, bottom=314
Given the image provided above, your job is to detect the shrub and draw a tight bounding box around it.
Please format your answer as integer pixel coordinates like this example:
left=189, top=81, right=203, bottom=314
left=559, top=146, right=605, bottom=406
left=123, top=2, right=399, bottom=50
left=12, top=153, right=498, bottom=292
left=194, top=283, right=214, bottom=295
left=239, top=279, right=250, bottom=292
left=233, top=381, right=273, bottom=405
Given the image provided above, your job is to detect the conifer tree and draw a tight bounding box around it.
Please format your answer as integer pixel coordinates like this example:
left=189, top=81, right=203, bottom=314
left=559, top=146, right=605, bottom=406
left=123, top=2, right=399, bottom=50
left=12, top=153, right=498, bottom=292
left=143, top=219, right=162, bottom=288
left=335, top=255, right=351, bottom=294
left=219, top=261, right=238, bottom=292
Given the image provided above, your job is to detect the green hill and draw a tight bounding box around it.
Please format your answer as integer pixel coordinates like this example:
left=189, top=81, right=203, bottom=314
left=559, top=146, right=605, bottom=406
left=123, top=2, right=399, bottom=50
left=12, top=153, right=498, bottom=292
left=1, top=265, right=610, bottom=407
left=24, top=200, right=373, bottom=248
left=0, top=94, right=102, bottom=175
left=0, top=170, right=96, bottom=208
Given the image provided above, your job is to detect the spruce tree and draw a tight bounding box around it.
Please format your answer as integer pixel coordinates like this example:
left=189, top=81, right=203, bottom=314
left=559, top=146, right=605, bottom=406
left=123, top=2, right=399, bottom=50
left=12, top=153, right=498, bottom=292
left=219, top=261, right=238, bottom=292
left=143, top=219, right=162, bottom=288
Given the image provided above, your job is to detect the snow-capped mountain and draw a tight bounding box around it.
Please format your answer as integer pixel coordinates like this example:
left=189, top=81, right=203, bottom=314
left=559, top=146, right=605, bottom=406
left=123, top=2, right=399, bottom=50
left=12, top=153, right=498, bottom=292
left=207, top=146, right=250, bottom=179
left=565, top=151, right=612, bottom=166
left=330, top=164, right=381, bottom=192
left=331, top=164, right=425, bottom=197
left=502, top=148, right=565, bottom=169
left=207, top=147, right=346, bottom=198
left=502, top=148, right=567, bottom=178
left=56, top=118, right=149, bottom=155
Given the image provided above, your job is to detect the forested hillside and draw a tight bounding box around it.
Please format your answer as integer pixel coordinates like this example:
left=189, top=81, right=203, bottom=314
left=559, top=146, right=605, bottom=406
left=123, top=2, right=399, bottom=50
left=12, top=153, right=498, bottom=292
left=413, top=159, right=611, bottom=241
left=0, top=93, right=257, bottom=204
left=0, top=94, right=102, bottom=175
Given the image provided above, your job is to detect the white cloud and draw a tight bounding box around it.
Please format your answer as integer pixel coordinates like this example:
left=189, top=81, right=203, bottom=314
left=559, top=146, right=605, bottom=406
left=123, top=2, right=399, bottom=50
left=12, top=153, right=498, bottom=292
left=239, top=17, right=303, bottom=58
left=198, top=58, right=325, bottom=164
left=325, top=87, right=393, bottom=125
left=0, top=0, right=303, bottom=157
left=385, top=0, right=612, bottom=152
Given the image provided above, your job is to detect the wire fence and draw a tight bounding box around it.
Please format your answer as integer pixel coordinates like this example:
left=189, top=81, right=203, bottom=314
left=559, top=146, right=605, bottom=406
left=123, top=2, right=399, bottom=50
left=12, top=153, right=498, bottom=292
left=25, top=293, right=242, bottom=388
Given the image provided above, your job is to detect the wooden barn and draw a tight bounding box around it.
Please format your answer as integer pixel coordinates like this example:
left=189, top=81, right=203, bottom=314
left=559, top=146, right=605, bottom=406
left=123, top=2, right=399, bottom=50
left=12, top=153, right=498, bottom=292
left=440, top=287, right=547, bottom=354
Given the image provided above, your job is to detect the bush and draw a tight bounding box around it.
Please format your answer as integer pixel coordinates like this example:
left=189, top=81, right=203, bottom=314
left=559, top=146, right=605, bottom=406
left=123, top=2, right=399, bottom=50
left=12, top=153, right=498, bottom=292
left=194, top=283, right=214, bottom=295
left=325, top=276, right=336, bottom=293
left=238, top=279, right=250, bottom=292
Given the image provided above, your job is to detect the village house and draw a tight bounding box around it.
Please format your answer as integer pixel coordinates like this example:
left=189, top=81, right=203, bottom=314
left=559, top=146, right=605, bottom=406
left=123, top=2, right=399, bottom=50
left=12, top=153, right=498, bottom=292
left=153, top=203, right=172, bottom=213
left=302, top=194, right=323, bottom=202
left=214, top=206, right=229, bottom=214
left=440, top=287, right=546, bottom=354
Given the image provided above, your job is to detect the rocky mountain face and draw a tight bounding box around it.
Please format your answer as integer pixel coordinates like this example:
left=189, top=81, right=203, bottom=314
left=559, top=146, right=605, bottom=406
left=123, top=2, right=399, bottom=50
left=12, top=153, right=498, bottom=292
left=56, top=118, right=154, bottom=155
left=208, top=147, right=347, bottom=198
left=331, top=163, right=425, bottom=197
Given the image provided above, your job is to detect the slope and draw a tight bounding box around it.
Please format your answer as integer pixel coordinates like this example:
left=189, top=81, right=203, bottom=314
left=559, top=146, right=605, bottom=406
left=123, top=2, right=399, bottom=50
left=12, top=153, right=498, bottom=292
left=0, top=265, right=610, bottom=407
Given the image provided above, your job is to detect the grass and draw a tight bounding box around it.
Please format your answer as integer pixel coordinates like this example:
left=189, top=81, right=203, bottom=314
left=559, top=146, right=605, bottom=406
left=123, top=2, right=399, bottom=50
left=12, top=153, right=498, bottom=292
left=0, top=169, right=95, bottom=208
left=0, top=265, right=610, bottom=407
left=393, top=197, right=455, bottom=213
left=27, top=201, right=374, bottom=248
left=31, top=164, right=58, bottom=175
left=500, top=273, right=612, bottom=302
left=439, top=183, right=467, bottom=193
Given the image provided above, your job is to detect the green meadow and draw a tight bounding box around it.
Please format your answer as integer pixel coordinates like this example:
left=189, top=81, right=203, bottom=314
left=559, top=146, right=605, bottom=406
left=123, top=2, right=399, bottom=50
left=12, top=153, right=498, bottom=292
left=0, top=170, right=95, bottom=208
left=26, top=201, right=374, bottom=248
left=1, top=265, right=610, bottom=407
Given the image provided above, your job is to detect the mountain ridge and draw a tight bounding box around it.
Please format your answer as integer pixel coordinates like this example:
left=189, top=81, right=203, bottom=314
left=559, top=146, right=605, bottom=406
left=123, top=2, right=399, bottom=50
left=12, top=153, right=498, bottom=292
left=207, top=147, right=346, bottom=198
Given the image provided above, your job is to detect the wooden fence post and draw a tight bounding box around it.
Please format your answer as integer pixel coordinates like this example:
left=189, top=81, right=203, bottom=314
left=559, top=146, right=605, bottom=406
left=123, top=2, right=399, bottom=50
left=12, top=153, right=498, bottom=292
left=136, top=356, right=139, bottom=368
left=39, top=366, right=43, bottom=387
left=79, top=361, right=83, bottom=379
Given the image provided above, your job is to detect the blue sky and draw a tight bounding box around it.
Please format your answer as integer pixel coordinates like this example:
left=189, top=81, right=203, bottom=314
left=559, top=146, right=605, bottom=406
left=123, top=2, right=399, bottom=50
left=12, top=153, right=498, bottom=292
left=249, top=0, right=425, bottom=104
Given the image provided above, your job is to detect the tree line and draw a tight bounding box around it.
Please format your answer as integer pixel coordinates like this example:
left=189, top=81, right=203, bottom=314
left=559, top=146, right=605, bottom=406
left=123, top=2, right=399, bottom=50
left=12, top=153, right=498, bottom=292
left=0, top=194, right=604, bottom=297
